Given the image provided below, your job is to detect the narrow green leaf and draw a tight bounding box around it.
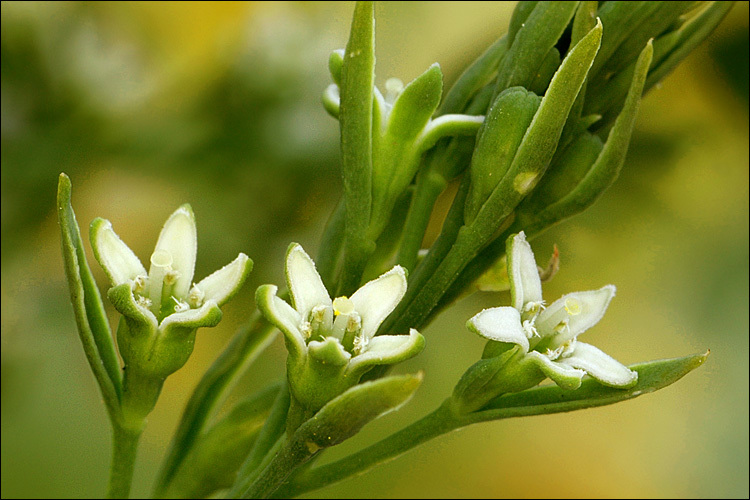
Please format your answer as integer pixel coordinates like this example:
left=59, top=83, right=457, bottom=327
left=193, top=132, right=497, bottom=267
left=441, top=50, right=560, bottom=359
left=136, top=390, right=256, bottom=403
left=495, top=1, right=579, bottom=93
left=464, top=87, right=542, bottom=225
left=471, top=20, right=602, bottom=239
left=340, top=1, right=376, bottom=293
left=155, top=312, right=277, bottom=494
left=293, top=373, right=423, bottom=450
left=519, top=41, right=652, bottom=235
left=386, top=63, right=443, bottom=141
left=466, top=352, right=709, bottom=423
left=570, top=1, right=598, bottom=47
left=440, top=35, right=508, bottom=115
left=527, top=47, right=560, bottom=95
left=506, top=1, right=539, bottom=48
left=57, top=173, right=122, bottom=411
left=163, top=383, right=281, bottom=499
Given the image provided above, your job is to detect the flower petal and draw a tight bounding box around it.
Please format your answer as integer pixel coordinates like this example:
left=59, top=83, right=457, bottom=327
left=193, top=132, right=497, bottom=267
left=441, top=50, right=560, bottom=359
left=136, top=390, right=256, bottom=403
left=90, top=218, right=146, bottom=286
left=466, top=307, right=529, bottom=352
left=154, top=204, right=197, bottom=299
left=256, top=284, right=305, bottom=358
left=349, top=265, right=407, bottom=340
left=308, top=337, right=351, bottom=366
left=195, top=253, right=253, bottom=307
left=507, top=232, right=543, bottom=311
left=536, top=285, right=616, bottom=344
left=347, top=329, right=424, bottom=378
left=527, top=351, right=584, bottom=390
left=160, top=299, right=222, bottom=333
left=285, top=243, right=332, bottom=320
left=559, top=341, right=638, bottom=388
left=106, top=282, right=157, bottom=332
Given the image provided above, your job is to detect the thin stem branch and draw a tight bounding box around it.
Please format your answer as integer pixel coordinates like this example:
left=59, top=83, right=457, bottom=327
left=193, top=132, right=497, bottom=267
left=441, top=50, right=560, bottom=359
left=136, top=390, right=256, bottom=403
left=107, top=422, right=142, bottom=499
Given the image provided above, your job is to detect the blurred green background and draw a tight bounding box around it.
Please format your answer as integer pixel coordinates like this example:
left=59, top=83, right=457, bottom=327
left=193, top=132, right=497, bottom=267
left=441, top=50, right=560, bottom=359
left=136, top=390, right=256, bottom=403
left=1, top=2, right=747, bottom=498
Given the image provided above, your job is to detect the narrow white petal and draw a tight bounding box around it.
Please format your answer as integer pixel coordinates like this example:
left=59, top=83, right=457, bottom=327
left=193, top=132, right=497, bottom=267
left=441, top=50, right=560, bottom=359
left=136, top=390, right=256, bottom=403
left=154, top=205, right=197, bottom=299
left=159, top=299, right=222, bottom=332
left=559, top=342, right=638, bottom=388
left=90, top=217, right=146, bottom=286
left=508, top=232, right=543, bottom=311
left=536, top=285, right=616, bottom=344
left=527, top=351, right=585, bottom=390
left=256, top=284, right=306, bottom=357
left=466, top=307, right=529, bottom=352
left=347, top=329, right=424, bottom=377
left=195, top=253, right=252, bottom=306
left=285, top=243, right=332, bottom=320
left=349, top=266, right=407, bottom=340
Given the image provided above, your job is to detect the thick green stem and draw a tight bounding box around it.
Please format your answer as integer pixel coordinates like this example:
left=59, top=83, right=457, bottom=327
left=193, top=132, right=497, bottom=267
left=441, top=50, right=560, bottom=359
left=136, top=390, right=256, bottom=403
left=274, top=402, right=459, bottom=498
left=107, top=422, right=143, bottom=499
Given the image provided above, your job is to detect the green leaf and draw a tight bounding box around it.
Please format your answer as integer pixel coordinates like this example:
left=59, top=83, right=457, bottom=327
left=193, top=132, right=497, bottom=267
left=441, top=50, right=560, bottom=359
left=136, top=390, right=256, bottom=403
left=164, top=383, right=282, bottom=499
left=470, top=20, right=603, bottom=239
left=293, top=372, right=423, bottom=450
left=464, top=87, right=541, bottom=225
left=386, top=63, right=443, bottom=141
left=154, top=313, right=277, bottom=495
left=527, top=47, right=560, bottom=95
left=466, top=352, right=709, bottom=422
left=57, top=173, right=122, bottom=411
left=440, top=35, right=508, bottom=115
left=506, top=1, right=539, bottom=48
left=495, top=1, right=578, bottom=93
left=340, top=1, right=376, bottom=293
left=518, top=41, right=652, bottom=235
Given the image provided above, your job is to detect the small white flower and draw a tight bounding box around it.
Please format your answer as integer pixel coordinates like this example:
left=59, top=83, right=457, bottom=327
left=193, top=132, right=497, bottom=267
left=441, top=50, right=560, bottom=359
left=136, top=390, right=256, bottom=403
left=257, top=243, right=424, bottom=411
left=90, top=204, right=252, bottom=333
left=467, top=232, right=637, bottom=390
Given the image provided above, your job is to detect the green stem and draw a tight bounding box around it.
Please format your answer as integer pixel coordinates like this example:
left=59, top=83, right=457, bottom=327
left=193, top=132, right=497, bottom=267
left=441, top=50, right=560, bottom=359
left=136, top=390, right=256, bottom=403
left=228, top=386, right=291, bottom=498
left=274, top=402, right=459, bottom=498
left=107, top=422, right=143, bottom=499
left=237, top=436, right=316, bottom=499
left=396, top=169, right=447, bottom=272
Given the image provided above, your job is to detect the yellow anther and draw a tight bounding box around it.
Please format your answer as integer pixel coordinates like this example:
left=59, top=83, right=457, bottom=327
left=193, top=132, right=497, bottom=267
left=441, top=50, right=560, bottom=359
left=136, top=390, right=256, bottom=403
left=564, top=297, right=581, bottom=316
left=333, top=296, right=355, bottom=316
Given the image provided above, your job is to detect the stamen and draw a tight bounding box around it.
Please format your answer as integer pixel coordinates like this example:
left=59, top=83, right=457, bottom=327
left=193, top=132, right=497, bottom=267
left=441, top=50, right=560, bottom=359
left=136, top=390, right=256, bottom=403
left=188, top=284, right=205, bottom=308
left=564, top=297, right=581, bottom=316
left=172, top=297, right=190, bottom=313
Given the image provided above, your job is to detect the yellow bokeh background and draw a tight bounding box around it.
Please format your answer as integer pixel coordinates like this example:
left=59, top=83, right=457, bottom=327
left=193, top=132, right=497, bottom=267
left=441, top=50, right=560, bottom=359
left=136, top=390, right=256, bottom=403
left=1, top=2, right=747, bottom=498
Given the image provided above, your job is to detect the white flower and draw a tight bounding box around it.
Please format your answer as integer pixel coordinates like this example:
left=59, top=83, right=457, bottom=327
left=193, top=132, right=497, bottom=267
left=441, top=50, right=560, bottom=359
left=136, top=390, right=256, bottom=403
left=467, top=232, right=637, bottom=390
left=90, top=204, right=252, bottom=335
left=257, top=243, right=424, bottom=412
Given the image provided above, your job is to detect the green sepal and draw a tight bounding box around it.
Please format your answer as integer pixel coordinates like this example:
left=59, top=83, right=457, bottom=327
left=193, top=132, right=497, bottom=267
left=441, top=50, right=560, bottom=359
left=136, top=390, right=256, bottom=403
left=163, top=383, right=282, bottom=499
left=451, top=344, right=545, bottom=414
left=292, top=372, right=423, bottom=451
left=464, top=87, right=541, bottom=225
left=463, top=352, right=709, bottom=423
left=57, top=173, right=122, bottom=409
left=469, top=20, right=603, bottom=238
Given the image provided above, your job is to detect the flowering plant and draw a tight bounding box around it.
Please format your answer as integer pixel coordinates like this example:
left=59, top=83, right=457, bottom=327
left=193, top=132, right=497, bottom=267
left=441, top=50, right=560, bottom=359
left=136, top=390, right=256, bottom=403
left=55, top=2, right=732, bottom=498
